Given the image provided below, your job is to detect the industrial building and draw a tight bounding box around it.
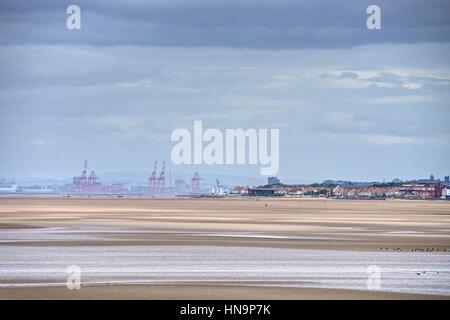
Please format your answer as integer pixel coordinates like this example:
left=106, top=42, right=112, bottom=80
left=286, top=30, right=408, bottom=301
left=148, top=161, right=166, bottom=196
left=248, top=188, right=276, bottom=196
left=267, top=176, right=280, bottom=185
left=0, top=179, right=17, bottom=193
left=72, top=160, right=100, bottom=193
left=19, top=186, right=56, bottom=194
left=443, top=188, right=450, bottom=199
left=148, top=161, right=202, bottom=196
left=211, top=179, right=224, bottom=195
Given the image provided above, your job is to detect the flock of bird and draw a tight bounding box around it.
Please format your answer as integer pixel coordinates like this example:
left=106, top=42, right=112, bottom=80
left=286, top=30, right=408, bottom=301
left=379, top=247, right=447, bottom=252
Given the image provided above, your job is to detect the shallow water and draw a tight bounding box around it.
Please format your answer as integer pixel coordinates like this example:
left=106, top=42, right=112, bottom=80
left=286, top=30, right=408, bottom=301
left=1, top=244, right=449, bottom=296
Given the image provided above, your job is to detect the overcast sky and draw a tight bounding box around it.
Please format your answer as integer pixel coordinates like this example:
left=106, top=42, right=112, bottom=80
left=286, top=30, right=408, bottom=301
left=0, top=0, right=449, bottom=183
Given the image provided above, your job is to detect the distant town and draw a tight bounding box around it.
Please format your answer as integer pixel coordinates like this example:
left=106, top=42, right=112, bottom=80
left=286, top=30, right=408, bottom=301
left=0, top=160, right=449, bottom=200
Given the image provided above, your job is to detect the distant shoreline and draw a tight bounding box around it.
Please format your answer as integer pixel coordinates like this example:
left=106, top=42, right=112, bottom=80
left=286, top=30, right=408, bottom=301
left=0, top=194, right=449, bottom=202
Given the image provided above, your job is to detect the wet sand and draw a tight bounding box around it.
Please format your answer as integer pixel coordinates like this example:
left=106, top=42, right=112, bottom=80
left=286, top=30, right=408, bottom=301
left=0, top=197, right=449, bottom=299
left=3, top=284, right=447, bottom=300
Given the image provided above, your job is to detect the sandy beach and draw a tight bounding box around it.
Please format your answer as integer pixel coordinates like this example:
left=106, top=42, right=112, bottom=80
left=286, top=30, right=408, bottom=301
left=0, top=197, right=449, bottom=299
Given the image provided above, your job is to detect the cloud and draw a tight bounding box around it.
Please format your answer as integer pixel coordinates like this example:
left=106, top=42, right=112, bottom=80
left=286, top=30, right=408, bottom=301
left=402, top=82, right=424, bottom=90
left=1, top=0, right=450, bottom=48
left=320, top=69, right=450, bottom=91
left=325, top=112, right=355, bottom=125
left=361, top=134, right=450, bottom=147
left=0, top=41, right=449, bottom=180
left=29, top=138, right=54, bottom=146
left=99, top=115, right=147, bottom=131
left=96, top=115, right=167, bottom=141
left=364, top=134, right=415, bottom=146
left=317, top=132, right=450, bottom=147
left=338, top=72, right=359, bottom=79
left=369, top=95, right=435, bottom=104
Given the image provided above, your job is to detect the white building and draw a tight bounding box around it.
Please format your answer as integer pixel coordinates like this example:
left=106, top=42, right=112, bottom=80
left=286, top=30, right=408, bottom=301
left=443, top=188, right=450, bottom=199
left=0, top=184, right=18, bottom=193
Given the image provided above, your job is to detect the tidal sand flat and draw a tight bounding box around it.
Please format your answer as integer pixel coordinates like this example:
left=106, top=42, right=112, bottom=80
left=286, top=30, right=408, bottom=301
left=0, top=197, right=449, bottom=299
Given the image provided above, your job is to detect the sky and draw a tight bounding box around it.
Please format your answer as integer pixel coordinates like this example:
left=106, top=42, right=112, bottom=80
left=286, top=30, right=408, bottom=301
left=0, top=0, right=449, bottom=183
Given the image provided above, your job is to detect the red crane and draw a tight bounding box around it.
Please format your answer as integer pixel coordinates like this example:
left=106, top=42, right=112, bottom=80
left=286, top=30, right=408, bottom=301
left=80, top=160, right=88, bottom=184
left=157, top=161, right=166, bottom=195
left=88, top=171, right=97, bottom=193
left=191, top=172, right=201, bottom=193
left=73, top=160, right=99, bottom=193
left=149, top=161, right=158, bottom=195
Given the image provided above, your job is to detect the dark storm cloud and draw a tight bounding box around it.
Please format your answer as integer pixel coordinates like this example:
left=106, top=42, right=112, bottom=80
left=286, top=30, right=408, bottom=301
left=0, top=0, right=449, bottom=48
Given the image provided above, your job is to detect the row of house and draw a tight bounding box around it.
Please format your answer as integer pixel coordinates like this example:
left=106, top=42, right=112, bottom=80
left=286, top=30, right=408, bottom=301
left=234, top=183, right=448, bottom=200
